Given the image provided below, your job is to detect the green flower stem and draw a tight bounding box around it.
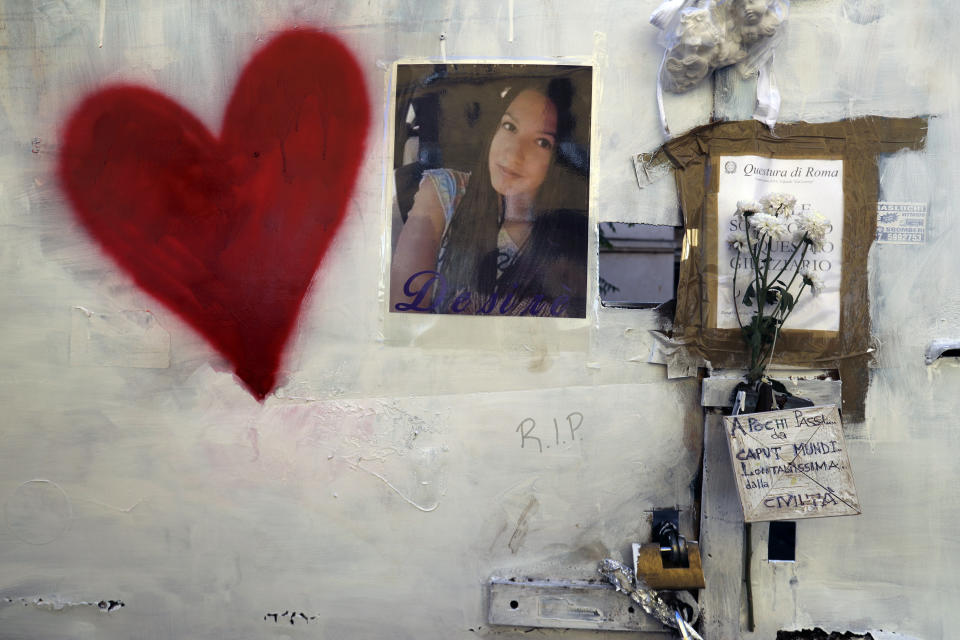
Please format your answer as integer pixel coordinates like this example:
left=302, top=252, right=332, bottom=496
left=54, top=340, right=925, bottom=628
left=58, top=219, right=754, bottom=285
left=757, top=235, right=776, bottom=336
left=761, top=236, right=773, bottom=292
left=770, top=237, right=809, bottom=287
left=739, top=202, right=822, bottom=384
left=776, top=281, right=809, bottom=330
left=744, top=222, right=762, bottom=306
left=760, top=281, right=810, bottom=374
left=781, top=242, right=810, bottom=293
left=732, top=248, right=744, bottom=329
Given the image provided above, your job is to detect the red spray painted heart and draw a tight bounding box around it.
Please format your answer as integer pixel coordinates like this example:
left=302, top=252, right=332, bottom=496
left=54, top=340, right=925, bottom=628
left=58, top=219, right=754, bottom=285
left=59, top=30, right=370, bottom=400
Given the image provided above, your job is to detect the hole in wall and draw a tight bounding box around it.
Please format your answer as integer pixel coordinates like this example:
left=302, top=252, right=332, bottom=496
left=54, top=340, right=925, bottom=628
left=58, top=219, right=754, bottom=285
left=768, top=521, right=796, bottom=562
left=651, top=507, right=680, bottom=533
left=598, top=222, right=682, bottom=309
left=509, top=600, right=519, bottom=610
left=924, top=340, right=960, bottom=364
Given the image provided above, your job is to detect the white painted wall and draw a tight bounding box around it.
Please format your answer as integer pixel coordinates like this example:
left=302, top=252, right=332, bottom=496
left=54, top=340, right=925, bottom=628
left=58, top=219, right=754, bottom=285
left=0, top=0, right=956, bottom=638
left=0, top=1, right=706, bottom=638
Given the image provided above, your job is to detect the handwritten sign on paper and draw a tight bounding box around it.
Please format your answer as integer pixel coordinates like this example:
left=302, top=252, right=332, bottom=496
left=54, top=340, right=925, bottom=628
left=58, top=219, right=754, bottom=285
left=722, top=405, right=860, bottom=522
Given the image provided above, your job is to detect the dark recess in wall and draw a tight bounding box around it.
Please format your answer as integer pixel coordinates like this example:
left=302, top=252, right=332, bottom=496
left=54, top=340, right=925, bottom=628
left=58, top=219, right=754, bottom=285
left=777, top=629, right=874, bottom=640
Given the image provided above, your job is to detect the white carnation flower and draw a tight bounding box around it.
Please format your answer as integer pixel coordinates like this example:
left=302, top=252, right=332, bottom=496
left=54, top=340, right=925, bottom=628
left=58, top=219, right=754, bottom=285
left=679, top=8, right=720, bottom=48
left=749, top=212, right=790, bottom=240
left=736, top=200, right=763, bottom=216
left=800, top=267, right=824, bottom=294
left=727, top=230, right=748, bottom=253
left=795, top=210, right=829, bottom=251
left=760, top=192, right=797, bottom=218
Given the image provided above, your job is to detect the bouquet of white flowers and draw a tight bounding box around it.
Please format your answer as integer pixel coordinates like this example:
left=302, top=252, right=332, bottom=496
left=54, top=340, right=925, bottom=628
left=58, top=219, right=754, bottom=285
left=726, top=192, right=827, bottom=384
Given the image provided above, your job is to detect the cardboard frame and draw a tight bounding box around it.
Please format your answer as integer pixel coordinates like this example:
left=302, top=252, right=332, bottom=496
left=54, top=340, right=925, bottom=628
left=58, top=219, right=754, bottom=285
left=664, top=118, right=927, bottom=420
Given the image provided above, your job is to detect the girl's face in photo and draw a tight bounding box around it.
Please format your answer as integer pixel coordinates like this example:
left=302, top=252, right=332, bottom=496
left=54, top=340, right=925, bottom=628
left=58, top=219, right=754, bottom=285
left=488, top=89, right=558, bottom=203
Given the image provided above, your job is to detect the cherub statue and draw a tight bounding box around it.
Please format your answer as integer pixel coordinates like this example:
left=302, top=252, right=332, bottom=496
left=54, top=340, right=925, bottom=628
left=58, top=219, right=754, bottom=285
left=661, top=7, right=721, bottom=91
left=664, top=54, right=711, bottom=92
left=656, top=0, right=786, bottom=93
left=740, top=0, right=768, bottom=26
left=737, top=0, right=783, bottom=45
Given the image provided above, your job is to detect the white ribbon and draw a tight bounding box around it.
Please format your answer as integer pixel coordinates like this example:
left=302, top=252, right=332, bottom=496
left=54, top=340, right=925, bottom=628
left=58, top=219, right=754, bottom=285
left=656, top=49, right=672, bottom=138
left=650, top=0, right=688, bottom=31
left=651, top=0, right=697, bottom=139
left=753, top=53, right=781, bottom=129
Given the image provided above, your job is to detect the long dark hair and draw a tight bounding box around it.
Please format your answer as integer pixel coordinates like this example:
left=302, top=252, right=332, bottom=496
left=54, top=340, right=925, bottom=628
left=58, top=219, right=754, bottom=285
left=493, top=208, right=588, bottom=316
left=436, top=75, right=586, bottom=311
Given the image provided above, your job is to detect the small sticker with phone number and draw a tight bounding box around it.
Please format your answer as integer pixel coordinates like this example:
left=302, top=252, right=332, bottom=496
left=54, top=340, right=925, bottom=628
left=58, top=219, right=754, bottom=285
left=876, top=202, right=926, bottom=244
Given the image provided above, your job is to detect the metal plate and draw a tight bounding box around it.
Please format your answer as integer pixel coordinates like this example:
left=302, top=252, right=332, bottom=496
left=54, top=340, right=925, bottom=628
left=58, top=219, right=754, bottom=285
left=488, top=578, right=672, bottom=633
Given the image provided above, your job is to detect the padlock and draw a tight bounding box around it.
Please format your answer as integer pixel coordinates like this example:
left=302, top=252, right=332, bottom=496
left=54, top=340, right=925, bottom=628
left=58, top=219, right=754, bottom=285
left=633, top=541, right=706, bottom=589
left=632, top=522, right=706, bottom=590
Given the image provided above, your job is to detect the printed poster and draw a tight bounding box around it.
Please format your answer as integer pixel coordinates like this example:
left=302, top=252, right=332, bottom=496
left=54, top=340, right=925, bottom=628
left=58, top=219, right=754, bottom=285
left=717, top=155, right=843, bottom=332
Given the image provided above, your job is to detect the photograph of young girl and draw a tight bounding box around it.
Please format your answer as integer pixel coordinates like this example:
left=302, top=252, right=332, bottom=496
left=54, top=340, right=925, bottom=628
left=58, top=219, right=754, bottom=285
left=389, top=64, right=592, bottom=318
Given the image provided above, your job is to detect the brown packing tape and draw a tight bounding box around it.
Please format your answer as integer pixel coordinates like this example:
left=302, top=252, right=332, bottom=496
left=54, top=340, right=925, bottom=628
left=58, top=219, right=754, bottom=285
left=664, top=118, right=928, bottom=421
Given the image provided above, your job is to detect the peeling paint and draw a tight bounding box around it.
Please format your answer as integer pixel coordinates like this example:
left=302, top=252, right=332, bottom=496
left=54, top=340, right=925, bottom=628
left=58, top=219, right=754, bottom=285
left=3, top=596, right=124, bottom=613
left=346, top=456, right=441, bottom=512
left=264, top=609, right=316, bottom=625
